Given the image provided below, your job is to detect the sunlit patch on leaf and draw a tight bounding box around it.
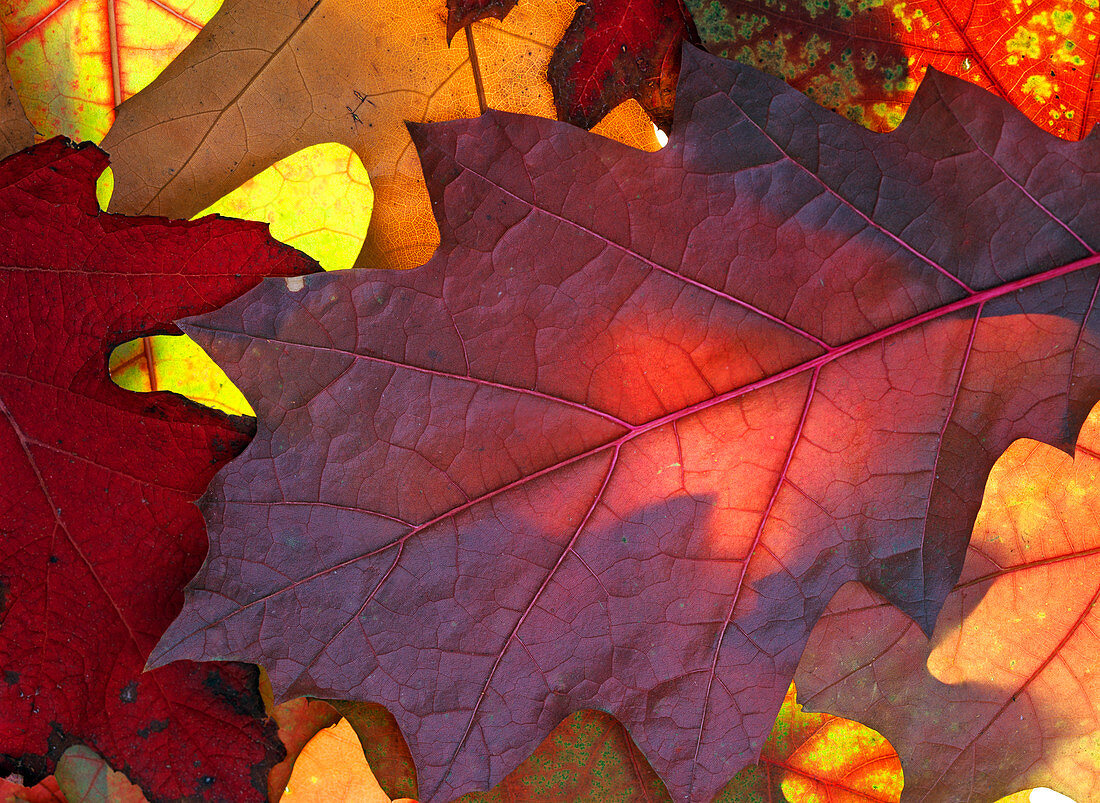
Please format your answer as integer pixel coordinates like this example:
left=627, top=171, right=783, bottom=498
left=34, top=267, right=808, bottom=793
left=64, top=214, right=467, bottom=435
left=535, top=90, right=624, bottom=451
left=717, top=684, right=902, bottom=802
left=797, top=402, right=1100, bottom=800
left=109, top=334, right=253, bottom=416
left=109, top=143, right=371, bottom=414
left=196, top=142, right=373, bottom=272
left=281, top=719, right=395, bottom=803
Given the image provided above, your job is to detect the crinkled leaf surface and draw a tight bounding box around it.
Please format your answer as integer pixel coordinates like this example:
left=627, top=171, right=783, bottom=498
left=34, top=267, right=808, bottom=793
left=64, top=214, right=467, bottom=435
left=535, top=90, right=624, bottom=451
left=795, top=410, right=1100, bottom=801
left=0, top=139, right=318, bottom=801
left=99, top=0, right=658, bottom=272
left=150, top=47, right=1100, bottom=801
left=689, top=0, right=1100, bottom=138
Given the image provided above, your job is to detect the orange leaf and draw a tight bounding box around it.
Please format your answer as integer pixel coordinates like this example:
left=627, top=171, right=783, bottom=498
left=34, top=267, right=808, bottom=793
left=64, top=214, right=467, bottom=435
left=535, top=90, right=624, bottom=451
left=282, top=719, right=392, bottom=803
left=798, top=403, right=1100, bottom=800
left=99, top=0, right=658, bottom=271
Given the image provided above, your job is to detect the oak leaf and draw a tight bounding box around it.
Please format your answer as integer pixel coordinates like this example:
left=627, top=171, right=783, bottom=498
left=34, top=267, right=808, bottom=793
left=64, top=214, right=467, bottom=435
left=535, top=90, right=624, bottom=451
left=546, top=0, right=700, bottom=131
left=150, top=47, right=1100, bottom=801
left=0, top=139, right=317, bottom=801
left=689, top=0, right=1100, bottom=138
left=795, top=409, right=1100, bottom=801
left=98, top=0, right=658, bottom=272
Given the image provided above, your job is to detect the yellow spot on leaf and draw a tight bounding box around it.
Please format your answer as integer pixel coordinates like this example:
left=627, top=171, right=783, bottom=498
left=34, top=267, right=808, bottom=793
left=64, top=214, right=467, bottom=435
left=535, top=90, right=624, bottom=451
left=1023, top=73, right=1056, bottom=103
left=1007, top=27, right=1042, bottom=59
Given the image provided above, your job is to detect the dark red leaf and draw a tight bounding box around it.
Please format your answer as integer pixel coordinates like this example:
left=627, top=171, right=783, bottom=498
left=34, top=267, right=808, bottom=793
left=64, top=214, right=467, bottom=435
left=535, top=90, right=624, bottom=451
left=0, top=139, right=318, bottom=801
left=445, top=0, right=520, bottom=43
left=150, top=47, right=1100, bottom=801
left=548, top=0, right=700, bottom=129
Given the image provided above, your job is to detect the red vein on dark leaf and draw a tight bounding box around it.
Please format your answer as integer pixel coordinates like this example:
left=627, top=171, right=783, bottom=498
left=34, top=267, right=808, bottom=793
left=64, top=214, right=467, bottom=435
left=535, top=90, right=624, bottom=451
left=168, top=254, right=1100, bottom=669
left=717, top=82, right=975, bottom=294
left=917, top=303, right=983, bottom=620
left=690, top=365, right=819, bottom=793
left=436, top=446, right=622, bottom=798
left=455, top=162, right=833, bottom=349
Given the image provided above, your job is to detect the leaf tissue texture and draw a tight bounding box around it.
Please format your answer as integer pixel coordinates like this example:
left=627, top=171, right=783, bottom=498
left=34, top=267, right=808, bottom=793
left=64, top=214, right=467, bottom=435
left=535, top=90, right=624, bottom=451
left=0, top=139, right=317, bottom=801
left=547, top=0, right=701, bottom=130
left=0, top=28, right=33, bottom=159
left=153, top=46, right=1100, bottom=801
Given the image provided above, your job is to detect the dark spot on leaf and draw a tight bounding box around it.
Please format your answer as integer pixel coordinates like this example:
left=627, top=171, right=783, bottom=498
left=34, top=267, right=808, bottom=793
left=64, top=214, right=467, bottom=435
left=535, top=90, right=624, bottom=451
left=119, top=680, right=138, bottom=703
left=137, top=719, right=169, bottom=738
left=203, top=665, right=266, bottom=720
left=3, top=670, right=18, bottom=685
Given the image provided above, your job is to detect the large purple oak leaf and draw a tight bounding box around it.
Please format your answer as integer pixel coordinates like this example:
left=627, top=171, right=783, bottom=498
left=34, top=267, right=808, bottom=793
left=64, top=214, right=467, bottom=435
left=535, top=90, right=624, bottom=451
left=150, top=46, right=1100, bottom=801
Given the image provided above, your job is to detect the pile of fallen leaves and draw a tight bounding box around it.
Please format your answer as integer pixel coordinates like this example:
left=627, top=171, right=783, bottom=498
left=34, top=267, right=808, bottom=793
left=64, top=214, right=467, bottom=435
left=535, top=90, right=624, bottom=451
left=3, top=1, right=1100, bottom=801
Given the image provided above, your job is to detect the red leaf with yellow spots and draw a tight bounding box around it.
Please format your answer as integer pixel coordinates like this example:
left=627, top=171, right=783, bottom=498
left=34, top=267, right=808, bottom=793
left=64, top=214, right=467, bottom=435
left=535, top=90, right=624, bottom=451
left=689, top=0, right=1100, bottom=138
left=0, top=138, right=317, bottom=801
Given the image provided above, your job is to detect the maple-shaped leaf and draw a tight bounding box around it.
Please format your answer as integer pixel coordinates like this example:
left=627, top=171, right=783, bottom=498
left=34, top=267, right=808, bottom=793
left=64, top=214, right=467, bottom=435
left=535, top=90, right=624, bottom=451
left=149, top=46, right=1100, bottom=801
left=0, top=139, right=318, bottom=801
left=795, top=414, right=1100, bottom=801
left=688, top=0, right=1100, bottom=139
left=0, top=28, right=33, bottom=159
left=98, top=0, right=658, bottom=272
left=548, top=0, right=701, bottom=130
